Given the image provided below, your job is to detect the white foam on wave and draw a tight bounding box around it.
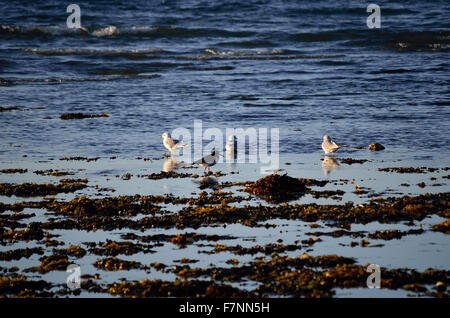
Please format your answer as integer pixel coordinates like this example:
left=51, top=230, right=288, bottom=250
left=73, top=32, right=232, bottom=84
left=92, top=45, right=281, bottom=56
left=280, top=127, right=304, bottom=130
left=92, top=26, right=118, bottom=37
left=23, top=47, right=165, bottom=56
left=203, top=48, right=291, bottom=56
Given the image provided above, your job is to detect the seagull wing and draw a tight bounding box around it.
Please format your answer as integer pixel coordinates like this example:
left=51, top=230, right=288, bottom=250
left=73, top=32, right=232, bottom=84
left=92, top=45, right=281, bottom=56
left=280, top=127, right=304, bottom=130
left=171, top=138, right=188, bottom=149
left=329, top=138, right=344, bottom=148
left=194, top=154, right=215, bottom=165
left=164, top=138, right=176, bottom=150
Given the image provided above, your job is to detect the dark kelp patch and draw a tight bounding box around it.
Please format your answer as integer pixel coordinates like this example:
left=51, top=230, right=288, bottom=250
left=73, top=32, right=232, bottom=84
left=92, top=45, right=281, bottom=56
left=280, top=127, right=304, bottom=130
left=93, top=257, right=144, bottom=271
left=0, top=223, right=46, bottom=243
left=1, top=169, right=28, bottom=174
left=339, top=158, right=369, bottom=165
left=60, top=156, right=100, bottom=162
left=379, top=167, right=440, bottom=174
left=432, top=220, right=450, bottom=234
left=34, top=169, right=75, bottom=177
left=24, top=254, right=69, bottom=274
left=200, top=243, right=302, bottom=256
left=173, top=253, right=448, bottom=297
left=107, top=278, right=252, bottom=297
left=308, top=189, right=345, bottom=200
left=0, top=182, right=86, bottom=197
left=60, top=112, right=108, bottom=120
left=305, top=230, right=366, bottom=239
left=0, top=247, right=44, bottom=261
left=121, top=232, right=236, bottom=248
left=87, top=240, right=155, bottom=256
left=33, top=192, right=450, bottom=231
left=54, top=245, right=87, bottom=258
left=138, top=171, right=196, bottom=180
left=0, top=274, right=53, bottom=297
left=0, top=106, right=21, bottom=112
left=367, top=229, right=424, bottom=240
left=47, top=196, right=158, bottom=216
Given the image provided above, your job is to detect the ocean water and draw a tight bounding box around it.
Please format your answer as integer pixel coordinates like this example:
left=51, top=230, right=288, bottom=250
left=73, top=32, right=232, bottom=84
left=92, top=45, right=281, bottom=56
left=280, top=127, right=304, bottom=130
left=1, top=0, right=449, bottom=162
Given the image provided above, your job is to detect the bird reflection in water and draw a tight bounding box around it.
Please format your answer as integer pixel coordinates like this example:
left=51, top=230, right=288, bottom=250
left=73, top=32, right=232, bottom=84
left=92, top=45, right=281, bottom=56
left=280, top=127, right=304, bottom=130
left=162, top=157, right=183, bottom=172
left=192, top=176, right=218, bottom=190
left=322, top=156, right=339, bottom=176
left=225, top=135, right=241, bottom=172
left=225, top=149, right=237, bottom=171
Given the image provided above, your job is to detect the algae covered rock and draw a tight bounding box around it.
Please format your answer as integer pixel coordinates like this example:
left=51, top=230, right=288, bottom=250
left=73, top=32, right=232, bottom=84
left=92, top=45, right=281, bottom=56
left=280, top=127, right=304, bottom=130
left=368, top=143, right=385, bottom=151
left=243, top=173, right=306, bottom=203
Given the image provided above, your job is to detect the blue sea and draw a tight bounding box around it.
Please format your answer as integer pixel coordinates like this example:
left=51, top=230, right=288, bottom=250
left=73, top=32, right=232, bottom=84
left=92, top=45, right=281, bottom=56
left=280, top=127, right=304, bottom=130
left=1, top=0, right=449, bottom=161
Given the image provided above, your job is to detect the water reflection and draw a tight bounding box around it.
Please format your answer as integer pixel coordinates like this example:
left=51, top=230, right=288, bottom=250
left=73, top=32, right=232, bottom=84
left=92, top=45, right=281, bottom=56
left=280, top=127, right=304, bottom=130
left=322, top=156, right=339, bottom=176
left=194, top=176, right=218, bottom=190
left=225, top=150, right=237, bottom=171
left=162, top=157, right=182, bottom=172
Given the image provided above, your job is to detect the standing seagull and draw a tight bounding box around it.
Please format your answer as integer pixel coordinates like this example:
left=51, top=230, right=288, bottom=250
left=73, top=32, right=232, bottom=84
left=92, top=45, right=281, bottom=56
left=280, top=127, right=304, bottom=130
left=194, top=150, right=221, bottom=174
left=322, top=135, right=346, bottom=155
left=161, top=132, right=187, bottom=155
left=225, top=135, right=238, bottom=154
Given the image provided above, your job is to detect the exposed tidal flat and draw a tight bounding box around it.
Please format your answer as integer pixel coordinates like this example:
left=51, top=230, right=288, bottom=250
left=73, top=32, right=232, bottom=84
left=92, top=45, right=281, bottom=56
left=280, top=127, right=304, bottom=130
left=0, top=151, right=449, bottom=298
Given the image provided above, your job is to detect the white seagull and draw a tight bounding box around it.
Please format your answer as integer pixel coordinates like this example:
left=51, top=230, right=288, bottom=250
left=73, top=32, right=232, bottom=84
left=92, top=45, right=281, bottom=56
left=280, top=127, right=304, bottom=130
left=160, top=132, right=187, bottom=155
left=194, top=149, right=221, bottom=174
left=322, top=135, right=346, bottom=155
left=225, top=135, right=237, bottom=154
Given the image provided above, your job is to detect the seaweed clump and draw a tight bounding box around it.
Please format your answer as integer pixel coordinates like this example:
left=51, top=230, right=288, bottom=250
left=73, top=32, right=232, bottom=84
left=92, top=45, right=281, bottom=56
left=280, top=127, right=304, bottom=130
left=140, top=171, right=195, bottom=180
left=54, top=245, right=87, bottom=258
left=1, top=169, right=27, bottom=174
left=34, top=169, right=75, bottom=177
left=47, top=196, right=150, bottom=216
left=339, top=158, right=368, bottom=165
left=378, top=166, right=438, bottom=174
left=0, top=275, right=53, bottom=297
left=60, top=112, right=108, bottom=120
left=0, top=106, right=20, bottom=112
left=87, top=240, right=154, bottom=256
left=367, top=229, right=424, bottom=240
left=24, top=254, right=70, bottom=274
left=59, top=157, right=100, bottom=162
left=107, top=278, right=252, bottom=297
left=93, top=257, right=143, bottom=271
left=0, top=247, right=44, bottom=261
left=0, top=223, right=45, bottom=243
left=0, top=182, right=86, bottom=197
left=172, top=253, right=448, bottom=298
left=202, top=243, right=302, bottom=256
left=432, top=220, right=450, bottom=234
left=243, top=174, right=307, bottom=203
left=121, top=232, right=236, bottom=248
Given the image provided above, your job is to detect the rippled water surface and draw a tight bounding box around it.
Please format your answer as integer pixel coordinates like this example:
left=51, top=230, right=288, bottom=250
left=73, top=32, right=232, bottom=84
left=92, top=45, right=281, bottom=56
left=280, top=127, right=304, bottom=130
left=1, top=0, right=449, bottom=161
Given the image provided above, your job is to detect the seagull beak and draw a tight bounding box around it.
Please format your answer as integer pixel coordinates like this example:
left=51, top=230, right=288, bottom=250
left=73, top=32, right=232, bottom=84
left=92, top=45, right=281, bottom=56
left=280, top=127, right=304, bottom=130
left=160, top=135, right=163, bottom=138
